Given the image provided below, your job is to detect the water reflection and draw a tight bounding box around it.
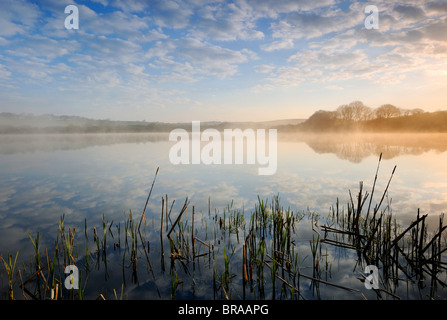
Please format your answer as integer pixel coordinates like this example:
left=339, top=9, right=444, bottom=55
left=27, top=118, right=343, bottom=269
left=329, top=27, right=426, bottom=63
left=0, top=132, right=446, bottom=300
left=280, top=133, right=447, bottom=163
left=2, top=133, right=446, bottom=164
left=0, top=133, right=169, bottom=155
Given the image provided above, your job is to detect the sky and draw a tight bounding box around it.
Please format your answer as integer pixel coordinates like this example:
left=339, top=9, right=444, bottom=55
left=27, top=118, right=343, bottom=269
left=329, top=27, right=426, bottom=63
left=0, top=0, right=446, bottom=122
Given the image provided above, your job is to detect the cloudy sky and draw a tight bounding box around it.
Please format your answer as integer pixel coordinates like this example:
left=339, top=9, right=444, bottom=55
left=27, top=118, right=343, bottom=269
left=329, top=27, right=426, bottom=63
left=0, top=0, right=446, bottom=122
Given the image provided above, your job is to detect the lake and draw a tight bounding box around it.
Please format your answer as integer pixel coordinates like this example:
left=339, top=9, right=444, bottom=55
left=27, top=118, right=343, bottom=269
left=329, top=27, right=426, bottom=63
left=1, top=132, right=446, bottom=300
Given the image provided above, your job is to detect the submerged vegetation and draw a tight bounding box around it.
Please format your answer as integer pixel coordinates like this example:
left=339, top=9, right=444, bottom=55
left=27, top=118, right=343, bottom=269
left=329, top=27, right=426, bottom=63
left=1, top=157, right=446, bottom=300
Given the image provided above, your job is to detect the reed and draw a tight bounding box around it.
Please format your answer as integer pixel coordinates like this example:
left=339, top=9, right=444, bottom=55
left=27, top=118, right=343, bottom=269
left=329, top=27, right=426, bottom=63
left=321, top=155, right=447, bottom=299
left=1, top=251, right=19, bottom=300
left=1, top=163, right=446, bottom=300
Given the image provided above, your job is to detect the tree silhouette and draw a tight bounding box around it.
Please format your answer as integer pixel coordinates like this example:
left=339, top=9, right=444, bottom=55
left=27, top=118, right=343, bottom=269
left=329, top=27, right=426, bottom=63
left=375, top=104, right=401, bottom=119
left=336, top=101, right=372, bottom=121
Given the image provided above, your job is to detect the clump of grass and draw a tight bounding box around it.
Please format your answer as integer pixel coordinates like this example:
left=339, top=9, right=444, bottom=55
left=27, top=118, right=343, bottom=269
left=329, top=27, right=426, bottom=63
left=1, top=164, right=446, bottom=300
left=1, top=251, right=19, bottom=300
left=170, top=269, right=182, bottom=300
left=322, top=154, right=447, bottom=299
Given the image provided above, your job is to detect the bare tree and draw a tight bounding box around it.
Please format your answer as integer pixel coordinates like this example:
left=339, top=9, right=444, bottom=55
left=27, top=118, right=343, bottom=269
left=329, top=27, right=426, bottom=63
left=337, top=101, right=372, bottom=122
left=389, top=107, right=424, bottom=117
left=375, top=104, right=401, bottom=119
left=336, top=104, right=354, bottom=121
left=349, top=101, right=372, bottom=121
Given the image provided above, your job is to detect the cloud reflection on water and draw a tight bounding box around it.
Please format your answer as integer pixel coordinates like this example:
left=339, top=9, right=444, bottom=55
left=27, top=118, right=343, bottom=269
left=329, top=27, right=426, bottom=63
left=0, top=132, right=446, bottom=265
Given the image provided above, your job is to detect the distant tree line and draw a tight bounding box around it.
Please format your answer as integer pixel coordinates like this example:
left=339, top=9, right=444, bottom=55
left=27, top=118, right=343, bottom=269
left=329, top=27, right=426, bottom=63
left=1, top=104, right=446, bottom=134
left=335, top=101, right=424, bottom=121
left=314, top=101, right=424, bottom=123
left=0, top=112, right=266, bottom=134
left=294, top=101, right=447, bottom=132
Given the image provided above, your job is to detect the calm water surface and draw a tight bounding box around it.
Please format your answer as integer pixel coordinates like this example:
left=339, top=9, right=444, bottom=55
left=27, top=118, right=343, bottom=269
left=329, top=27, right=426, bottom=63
left=1, top=132, right=446, bottom=299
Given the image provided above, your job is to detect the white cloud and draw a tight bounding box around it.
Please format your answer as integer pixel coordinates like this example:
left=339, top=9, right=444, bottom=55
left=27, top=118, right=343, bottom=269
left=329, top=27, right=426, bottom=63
left=393, top=4, right=426, bottom=20
left=145, top=40, right=176, bottom=59
left=0, top=0, right=40, bottom=36
left=250, top=83, right=275, bottom=93
left=245, top=0, right=336, bottom=18
left=133, top=29, right=169, bottom=43
left=188, top=1, right=264, bottom=41
left=0, top=37, right=9, bottom=46
left=426, top=2, right=447, bottom=13
left=255, top=2, right=447, bottom=89
left=151, top=57, right=192, bottom=73
left=0, top=64, right=11, bottom=79
left=149, top=0, right=193, bottom=29
left=261, top=39, right=294, bottom=51
left=177, top=38, right=250, bottom=77
left=83, top=36, right=143, bottom=64
left=146, top=38, right=254, bottom=79
left=423, top=19, right=447, bottom=42
left=270, top=6, right=362, bottom=40
left=82, top=10, right=150, bottom=37
left=254, top=64, right=275, bottom=74
left=91, top=0, right=108, bottom=6
left=265, top=66, right=322, bottom=87
left=289, top=49, right=368, bottom=69
left=308, top=29, right=358, bottom=50
left=110, top=0, right=150, bottom=12
left=5, top=35, right=80, bottom=60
